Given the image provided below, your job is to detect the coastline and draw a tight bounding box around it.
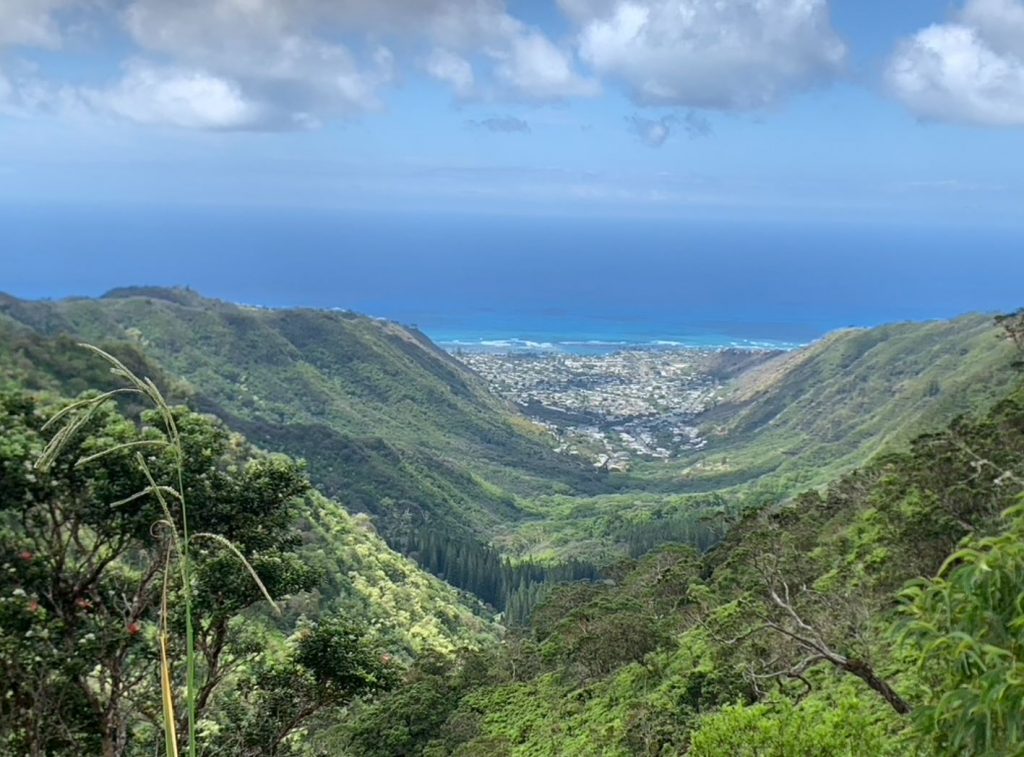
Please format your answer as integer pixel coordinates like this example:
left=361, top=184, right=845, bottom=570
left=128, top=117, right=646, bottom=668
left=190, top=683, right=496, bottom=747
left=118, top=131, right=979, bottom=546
left=432, top=332, right=806, bottom=355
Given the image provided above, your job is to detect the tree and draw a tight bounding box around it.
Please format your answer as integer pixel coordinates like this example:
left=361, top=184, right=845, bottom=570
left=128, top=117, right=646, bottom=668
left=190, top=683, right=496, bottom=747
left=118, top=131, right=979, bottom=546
left=0, top=384, right=370, bottom=755
left=701, top=504, right=911, bottom=715
left=744, top=555, right=910, bottom=714
left=215, top=616, right=399, bottom=756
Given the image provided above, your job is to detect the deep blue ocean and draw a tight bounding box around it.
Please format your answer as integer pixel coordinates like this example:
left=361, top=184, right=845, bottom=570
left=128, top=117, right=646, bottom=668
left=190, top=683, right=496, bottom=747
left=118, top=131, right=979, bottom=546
left=4, top=205, right=1023, bottom=354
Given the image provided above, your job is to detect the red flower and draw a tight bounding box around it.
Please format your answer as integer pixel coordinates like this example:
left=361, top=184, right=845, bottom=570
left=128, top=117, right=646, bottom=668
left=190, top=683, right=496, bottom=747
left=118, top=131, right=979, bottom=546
left=127, top=622, right=141, bottom=637
left=19, top=551, right=33, bottom=563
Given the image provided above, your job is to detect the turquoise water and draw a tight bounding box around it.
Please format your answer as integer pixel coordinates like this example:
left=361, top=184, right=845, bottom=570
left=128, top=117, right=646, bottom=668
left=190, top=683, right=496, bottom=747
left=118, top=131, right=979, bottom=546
left=430, top=324, right=806, bottom=355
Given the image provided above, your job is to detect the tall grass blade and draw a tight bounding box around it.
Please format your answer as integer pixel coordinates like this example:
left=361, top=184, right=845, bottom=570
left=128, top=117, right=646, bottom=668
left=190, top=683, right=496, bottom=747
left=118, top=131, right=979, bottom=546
left=192, top=532, right=281, bottom=614
left=159, top=551, right=179, bottom=757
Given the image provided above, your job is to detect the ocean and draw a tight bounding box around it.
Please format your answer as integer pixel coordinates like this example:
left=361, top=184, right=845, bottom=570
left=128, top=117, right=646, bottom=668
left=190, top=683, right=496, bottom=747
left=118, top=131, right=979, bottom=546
left=4, top=205, right=1024, bottom=353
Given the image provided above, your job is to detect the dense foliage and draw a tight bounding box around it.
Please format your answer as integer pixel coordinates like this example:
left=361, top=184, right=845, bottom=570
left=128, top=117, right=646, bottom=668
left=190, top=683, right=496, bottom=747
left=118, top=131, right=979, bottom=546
left=0, top=291, right=620, bottom=611
left=901, top=501, right=1024, bottom=755
left=0, top=289, right=608, bottom=542
left=2, top=292, right=1023, bottom=756
left=337, top=372, right=1024, bottom=755
left=0, top=388, right=493, bottom=755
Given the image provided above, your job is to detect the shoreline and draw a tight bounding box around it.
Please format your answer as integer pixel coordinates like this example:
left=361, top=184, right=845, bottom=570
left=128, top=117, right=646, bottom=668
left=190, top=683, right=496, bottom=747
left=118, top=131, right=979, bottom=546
left=435, top=335, right=806, bottom=356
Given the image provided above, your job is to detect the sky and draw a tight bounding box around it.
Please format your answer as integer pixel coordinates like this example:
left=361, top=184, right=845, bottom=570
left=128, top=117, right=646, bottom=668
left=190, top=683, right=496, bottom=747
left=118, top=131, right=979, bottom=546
left=2, top=0, right=1024, bottom=336
left=1, top=0, right=1023, bottom=223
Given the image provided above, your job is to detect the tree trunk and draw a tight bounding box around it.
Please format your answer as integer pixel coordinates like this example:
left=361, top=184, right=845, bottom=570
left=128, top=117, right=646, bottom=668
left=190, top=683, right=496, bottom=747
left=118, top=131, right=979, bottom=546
left=841, top=659, right=912, bottom=715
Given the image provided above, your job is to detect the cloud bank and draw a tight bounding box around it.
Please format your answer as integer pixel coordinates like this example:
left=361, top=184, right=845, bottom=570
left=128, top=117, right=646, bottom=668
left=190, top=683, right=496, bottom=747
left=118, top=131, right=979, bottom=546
left=0, top=0, right=73, bottom=48
left=2, top=0, right=849, bottom=130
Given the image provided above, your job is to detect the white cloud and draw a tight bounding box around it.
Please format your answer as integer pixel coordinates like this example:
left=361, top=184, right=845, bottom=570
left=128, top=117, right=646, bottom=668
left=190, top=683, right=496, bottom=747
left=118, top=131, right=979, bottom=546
left=563, top=0, right=846, bottom=109
left=425, top=48, right=475, bottom=98
left=80, top=0, right=596, bottom=127
left=420, top=3, right=598, bottom=101
left=961, top=0, right=1024, bottom=57
left=4, top=0, right=845, bottom=129
left=114, top=0, right=395, bottom=128
left=0, top=1, right=89, bottom=116
left=887, top=0, right=1024, bottom=126
left=494, top=30, right=600, bottom=99
left=84, top=62, right=264, bottom=130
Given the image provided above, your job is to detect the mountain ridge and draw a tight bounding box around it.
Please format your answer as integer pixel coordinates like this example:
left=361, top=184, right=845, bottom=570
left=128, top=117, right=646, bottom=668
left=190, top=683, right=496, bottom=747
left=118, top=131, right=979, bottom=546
left=3, top=289, right=1017, bottom=571
left=0, top=289, right=608, bottom=542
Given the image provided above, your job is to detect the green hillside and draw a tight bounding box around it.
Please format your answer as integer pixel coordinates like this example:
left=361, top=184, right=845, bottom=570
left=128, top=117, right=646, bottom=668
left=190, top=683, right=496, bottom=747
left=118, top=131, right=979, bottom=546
left=657, top=314, right=1017, bottom=492
left=4, top=292, right=1017, bottom=575
left=0, top=288, right=606, bottom=541
left=3, top=290, right=1024, bottom=755
left=337, top=364, right=1024, bottom=756
left=491, top=315, right=1019, bottom=564
left=0, top=382, right=499, bottom=755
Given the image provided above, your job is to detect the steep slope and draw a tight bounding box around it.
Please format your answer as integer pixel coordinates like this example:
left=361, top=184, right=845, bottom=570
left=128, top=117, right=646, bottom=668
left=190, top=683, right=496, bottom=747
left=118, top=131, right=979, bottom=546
left=663, top=314, right=1017, bottom=491
left=292, top=493, right=500, bottom=657
left=0, top=340, right=499, bottom=655
left=0, top=288, right=605, bottom=540
left=494, top=314, right=1019, bottom=565
left=339, top=372, right=1024, bottom=756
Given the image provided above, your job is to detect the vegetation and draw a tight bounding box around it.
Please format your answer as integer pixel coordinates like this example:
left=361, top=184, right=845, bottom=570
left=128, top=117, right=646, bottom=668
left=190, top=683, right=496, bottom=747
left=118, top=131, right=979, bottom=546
left=658, top=315, right=1018, bottom=492
left=0, top=289, right=607, bottom=539
left=2, top=290, right=1024, bottom=755
left=0, top=289, right=617, bottom=604
left=4, top=290, right=1010, bottom=570
left=0, top=373, right=496, bottom=754
left=333, top=324, right=1024, bottom=755
left=900, top=500, right=1024, bottom=755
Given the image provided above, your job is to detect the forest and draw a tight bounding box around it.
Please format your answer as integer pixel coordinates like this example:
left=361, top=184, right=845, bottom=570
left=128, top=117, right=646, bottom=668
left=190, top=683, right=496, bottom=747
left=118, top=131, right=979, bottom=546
left=1, top=291, right=1022, bottom=755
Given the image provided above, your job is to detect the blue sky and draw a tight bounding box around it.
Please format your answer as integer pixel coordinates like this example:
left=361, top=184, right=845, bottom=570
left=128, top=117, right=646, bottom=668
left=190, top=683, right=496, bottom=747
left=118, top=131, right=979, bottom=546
left=1, top=0, right=1023, bottom=225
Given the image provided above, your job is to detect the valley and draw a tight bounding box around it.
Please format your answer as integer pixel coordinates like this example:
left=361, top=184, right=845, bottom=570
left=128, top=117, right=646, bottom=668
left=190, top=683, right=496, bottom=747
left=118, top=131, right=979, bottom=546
left=2, top=288, right=1023, bottom=756
left=7, top=4, right=1024, bottom=751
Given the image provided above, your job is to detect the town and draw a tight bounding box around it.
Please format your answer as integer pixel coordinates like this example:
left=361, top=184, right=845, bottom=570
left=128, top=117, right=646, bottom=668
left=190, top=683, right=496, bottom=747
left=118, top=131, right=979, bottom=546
left=454, top=348, right=747, bottom=470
